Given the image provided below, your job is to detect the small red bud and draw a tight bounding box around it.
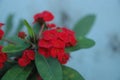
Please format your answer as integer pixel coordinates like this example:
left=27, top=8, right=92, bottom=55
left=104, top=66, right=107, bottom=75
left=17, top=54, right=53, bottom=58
left=18, top=32, right=27, bottom=39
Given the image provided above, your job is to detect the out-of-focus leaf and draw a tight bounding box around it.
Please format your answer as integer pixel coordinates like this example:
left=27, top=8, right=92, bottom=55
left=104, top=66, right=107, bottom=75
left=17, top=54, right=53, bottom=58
left=23, top=20, right=35, bottom=38
left=35, top=52, right=63, bottom=80
left=33, top=23, right=41, bottom=35
left=0, top=62, right=16, bottom=78
left=73, top=15, right=96, bottom=37
left=4, top=15, right=14, bottom=37
left=1, top=65, right=33, bottom=80
left=65, top=37, right=95, bottom=52
left=2, top=44, right=28, bottom=53
left=15, top=20, right=24, bottom=34
left=2, top=36, right=30, bottom=53
left=62, top=65, right=85, bottom=80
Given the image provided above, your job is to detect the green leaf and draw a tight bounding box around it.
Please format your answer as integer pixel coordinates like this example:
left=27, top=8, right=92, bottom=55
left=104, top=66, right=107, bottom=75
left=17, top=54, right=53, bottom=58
left=0, top=62, right=16, bottom=78
left=35, top=52, right=63, bottom=80
left=2, top=36, right=30, bottom=53
left=33, top=23, right=41, bottom=35
left=73, top=15, right=96, bottom=37
left=62, top=65, right=85, bottom=80
left=65, top=37, right=95, bottom=52
left=1, top=65, right=33, bottom=80
left=2, top=44, right=29, bottom=53
left=15, top=20, right=24, bottom=34
left=4, top=14, right=14, bottom=37
left=23, top=20, right=35, bottom=38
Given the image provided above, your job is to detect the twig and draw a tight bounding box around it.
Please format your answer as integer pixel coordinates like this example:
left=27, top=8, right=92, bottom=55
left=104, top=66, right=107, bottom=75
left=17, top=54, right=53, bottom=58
left=39, top=24, right=44, bottom=39
left=2, top=38, right=16, bottom=45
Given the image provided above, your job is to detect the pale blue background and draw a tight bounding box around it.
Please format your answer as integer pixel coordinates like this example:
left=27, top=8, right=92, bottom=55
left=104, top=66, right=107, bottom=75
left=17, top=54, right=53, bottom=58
left=0, top=0, right=120, bottom=80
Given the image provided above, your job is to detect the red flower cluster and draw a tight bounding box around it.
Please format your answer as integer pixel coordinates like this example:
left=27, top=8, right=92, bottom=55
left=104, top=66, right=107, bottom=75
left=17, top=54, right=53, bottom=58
left=0, top=46, right=7, bottom=69
left=18, top=32, right=27, bottom=39
left=0, top=30, right=4, bottom=40
left=38, top=27, right=77, bottom=64
left=33, top=11, right=54, bottom=23
left=0, top=23, right=4, bottom=40
left=47, top=23, right=56, bottom=28
left=18, top=50, right=35, bottom=67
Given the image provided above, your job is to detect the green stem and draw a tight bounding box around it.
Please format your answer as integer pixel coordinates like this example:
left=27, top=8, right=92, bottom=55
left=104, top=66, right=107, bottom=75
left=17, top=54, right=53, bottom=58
left=2, top=38, right=16, bottom=45
left=24, top=39, right=36, bottom=49
left=38, top=24, right=45, bottom=39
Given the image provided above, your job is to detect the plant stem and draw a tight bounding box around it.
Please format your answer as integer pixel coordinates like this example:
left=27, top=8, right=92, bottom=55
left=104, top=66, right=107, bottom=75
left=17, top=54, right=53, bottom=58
left=39, top=24, right=44, bottom=39
left=2, top=38, right=16, bottom=45
left=24, top=39, right=36, bottom=48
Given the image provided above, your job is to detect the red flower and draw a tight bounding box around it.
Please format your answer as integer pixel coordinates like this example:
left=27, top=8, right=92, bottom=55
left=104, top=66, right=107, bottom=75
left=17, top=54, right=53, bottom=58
left=57, top=53, right=70, bottom=64
left=51, top=39, right=65, bottom=48
left=62, top=27, right=77, bottom=46
left=0, top=47, right=7, bottom=69
left=38, top=47, right=50, bottom=58
left=23, top=50, right=35, bottom=60
left=42, top=29, right=57, bottom=40
left=0, top=23, right=4, bottom=28
left=50, top=48, right=64, bottom=58
left=18, top=32, right=27, bottom=39
left=18, top=57, right=31, bottom=67
left=0, top=29, right=4, bottom=40
left=0, top=52, right=7, bottom=63
left=38, top=26, right=76, bottom=64
left=47, top=23, right=56, bottom=28
left=18, top=50, right=35, bottom=67
left=38, top=39, right=52, bottom=48
left=33, top=11, right=54, bottom=23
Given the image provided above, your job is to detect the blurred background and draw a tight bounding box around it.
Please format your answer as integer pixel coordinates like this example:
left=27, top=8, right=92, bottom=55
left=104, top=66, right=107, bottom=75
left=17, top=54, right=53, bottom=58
left=0, top=0, right=120, bottom=80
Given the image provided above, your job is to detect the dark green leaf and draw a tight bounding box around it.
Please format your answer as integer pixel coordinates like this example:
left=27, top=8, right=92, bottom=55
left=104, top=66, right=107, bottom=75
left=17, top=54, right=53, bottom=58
left=2, top=44, right=29, bottom=53
left=0, top=62, right=16, bottom=78
left=62, top=65, right=85, bottom=80
left=4, top=15, right=14, bottom=37
left=28, top=75, right=37, bottom=80
left=33, top=23, right=41, bottom=35
left=23, top=20, right=35, bottom=38
left=1, top=65, right=33, bottom=80
left=35, top=52, right=63, bottom=80
left=73, top=15, right=96, bottom=37
left=2, top=36, right=30, bottom=53
left=65, top=37, right=95, bottom=52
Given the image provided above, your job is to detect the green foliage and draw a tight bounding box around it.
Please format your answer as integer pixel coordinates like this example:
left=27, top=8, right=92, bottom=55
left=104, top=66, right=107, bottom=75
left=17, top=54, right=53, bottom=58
left=15, top=20, right=24, bottom=34
left=65, top=37, right=95, bottom=52
left=0, top=62, right=16, bottom=79
left=35, top=52, right=63, bottom=80
left=23, top=20, right=35, bottom=38
left=4, top=14, right=14, bottom=37
left=2, top=36, right=30, bottom=53
left=73, top=15, right=96, bottom=37
left=62, top=65, right=85, bottom=80
left=1, top=65, right=33, bottom=80
left=33, top=23, right=41, bottom=35
left=2, top=44, right=27, bottom=53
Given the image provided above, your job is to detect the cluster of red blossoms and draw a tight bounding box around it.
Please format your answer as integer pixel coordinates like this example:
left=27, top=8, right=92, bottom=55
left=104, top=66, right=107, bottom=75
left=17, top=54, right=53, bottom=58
left=0, top=46, right=7, bottom=69
left=38, top=27, right=76, bottom=64
left=0, top=23, right=7, bottom=69
left=34, top=11, right=77, bottom=64
left=18, top=50, right=35, bottom=67
left=0, top=23, right=4, bottom=40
